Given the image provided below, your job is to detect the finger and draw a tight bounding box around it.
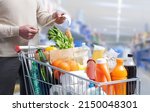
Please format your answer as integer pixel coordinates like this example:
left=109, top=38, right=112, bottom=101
left=27, top=32, right=36, bottom=39
left=58, top=16, right=66, bottom=22
left=57, top=14, right=62, bottom=18
left=61, top=16, right=66, bottom=20
left=56, top=16, right=66, bottom=21
left=29, top=26, right=39, bottom=31
left=29, top=29, right=38, bottom=34
left=28, top=35, right=35, bottom=39
left=28, top=33, right=35, bottom=36
left=61, top=13, right=65, bottom=16
left=30, top=26, right=39, bottom=30
left=56, top=12, right=63, bottom=17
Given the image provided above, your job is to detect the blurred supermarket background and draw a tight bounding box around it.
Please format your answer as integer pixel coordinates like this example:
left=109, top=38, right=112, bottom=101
left=61, top=0, right=150, bottom=94
left=14, top=0, right=150, bottom=95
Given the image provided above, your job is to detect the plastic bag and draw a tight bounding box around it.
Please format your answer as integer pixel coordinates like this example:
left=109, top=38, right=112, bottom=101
left=104, top=49, right=119, bottom=72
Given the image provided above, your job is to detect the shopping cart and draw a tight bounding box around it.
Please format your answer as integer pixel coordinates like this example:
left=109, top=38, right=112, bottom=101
left=16, top=46, right=141, bottom=95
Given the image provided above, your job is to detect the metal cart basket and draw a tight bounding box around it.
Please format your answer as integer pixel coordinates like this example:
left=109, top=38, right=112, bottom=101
left=16, top=46, right=141, bottom=95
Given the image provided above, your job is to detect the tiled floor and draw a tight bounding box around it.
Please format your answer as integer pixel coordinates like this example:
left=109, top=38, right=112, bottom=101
left=137, top=68, right=150, bottom=95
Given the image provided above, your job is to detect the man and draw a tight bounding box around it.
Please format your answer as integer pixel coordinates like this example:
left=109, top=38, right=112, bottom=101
left=0, top=0, right=66, bottom=95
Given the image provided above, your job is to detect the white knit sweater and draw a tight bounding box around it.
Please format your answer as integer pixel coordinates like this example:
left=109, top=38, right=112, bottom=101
left=0, top=0, right=52, bottom=57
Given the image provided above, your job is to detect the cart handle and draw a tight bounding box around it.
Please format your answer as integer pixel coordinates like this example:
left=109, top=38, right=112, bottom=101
left=15, top=46, right=21, bottom=53
left=15, top=45, right=49, bottom=53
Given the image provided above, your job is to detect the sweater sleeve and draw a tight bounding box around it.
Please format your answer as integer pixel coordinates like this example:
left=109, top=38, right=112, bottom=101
left=36, top=0, right=54, bottom=26
left=0, top=24, right=19, bottom=38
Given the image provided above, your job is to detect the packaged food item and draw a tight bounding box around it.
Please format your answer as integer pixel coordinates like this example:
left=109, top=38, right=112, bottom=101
left=66, top=59, right=79, bottom=71
left=84, top=83, right=106, bottom=95
left=34, top=46, right=57, bottom=62
left=60, top=71, right=88, bottom=95
left=92, top=45, right=105, bottom=61
left=124, top=54, right=137, bottom=95
left=86, top=59, right=96, bottom=81
left=60, top=70, right=88, bottom=86
left=111, top=58, right=127, bottom=95
left=104, top=48, right=119, bottom=72
left=36, top=49, right=53, bottom=82
left=82, top=43, right=92, bottom=58
left=30, top=61, right=42, bottom=95
left=49, top=85, right=63, bottom=95
left=62, top=84, right=86, bottom=95
left=96, top=58, right=115, bottom=95
left=49, top=47, right=88, bottom=66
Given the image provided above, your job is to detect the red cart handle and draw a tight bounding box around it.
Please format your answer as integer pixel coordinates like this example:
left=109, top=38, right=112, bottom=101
left=15, top=46, right=21, bottom=53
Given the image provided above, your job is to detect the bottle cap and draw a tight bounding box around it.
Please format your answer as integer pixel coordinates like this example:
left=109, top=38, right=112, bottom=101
left=87, top=58, right=96, bottom=63
left=128, top=54, right=133, bottom=57
left=89, top=82, right=95, bottom=88
left=96, top=58, right=107, bottom=64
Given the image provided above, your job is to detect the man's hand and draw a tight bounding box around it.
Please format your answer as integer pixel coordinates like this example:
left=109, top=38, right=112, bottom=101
left=19, top=25, right=39, bottom=40
left=52, top=12, right=66, bottom=24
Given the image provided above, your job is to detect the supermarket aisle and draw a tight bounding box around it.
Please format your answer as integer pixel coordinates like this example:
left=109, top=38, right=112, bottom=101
left=137, top=68, right=150, bottom=95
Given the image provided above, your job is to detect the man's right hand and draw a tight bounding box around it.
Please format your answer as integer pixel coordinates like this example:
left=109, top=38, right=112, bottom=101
left=19, top=25, right=39, bottom=40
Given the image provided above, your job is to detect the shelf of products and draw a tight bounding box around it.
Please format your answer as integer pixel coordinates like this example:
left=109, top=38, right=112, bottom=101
left=133, top=32, right=150, bottom=70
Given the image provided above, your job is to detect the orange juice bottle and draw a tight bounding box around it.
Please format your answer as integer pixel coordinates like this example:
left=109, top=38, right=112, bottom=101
left=111, top=58, right=127, bottom=95
left=96, top=58, right=115, bottom=95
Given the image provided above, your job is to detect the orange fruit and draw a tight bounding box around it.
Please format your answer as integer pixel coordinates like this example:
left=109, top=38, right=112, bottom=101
left=67, top=60, right=79, bottom=71
left=58, top=61, right=70, bottom=71
left=52, top=59, right=63, bottom=67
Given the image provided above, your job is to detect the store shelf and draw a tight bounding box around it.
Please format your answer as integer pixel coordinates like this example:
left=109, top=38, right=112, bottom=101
left=134, top=38, right=150, bottom=48
left=134, top=46, right=150, bottom=70
left=141, top=58, right=150, bottom=63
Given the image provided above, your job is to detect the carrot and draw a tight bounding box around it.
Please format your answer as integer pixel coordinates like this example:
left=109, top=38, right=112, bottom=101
left=65, top=28, right=74, bottom=48
left=65, top=28, right=72, bottom=39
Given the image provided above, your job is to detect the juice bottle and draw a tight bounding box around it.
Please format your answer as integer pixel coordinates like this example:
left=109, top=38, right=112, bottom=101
left=92, top=45, right=105, bottom=61
left=111, top=58, right=127, bottom=95
left=96, top=58, right=115, bottom=95
left=124, top=54, right=137, bottom=95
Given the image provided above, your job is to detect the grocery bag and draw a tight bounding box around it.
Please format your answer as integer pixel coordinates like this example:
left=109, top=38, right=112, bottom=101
left=49, top=47, right=89, bottom=65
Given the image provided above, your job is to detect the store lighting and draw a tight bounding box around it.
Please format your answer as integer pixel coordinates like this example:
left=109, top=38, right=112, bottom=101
left=117, top=16, right=121, bottom=22
left=93, top=1, right=129, bottom=8
left=116, top=0, right=122, bottom=42
left=94, top=2, right=117, bottom=7
left=118, top=9, right=122, bottom=15
left=99, top=16, right=127, bottom=22
left=118, top=0, right=122, bottom=8
left=100, top=25, right=131, bottom=29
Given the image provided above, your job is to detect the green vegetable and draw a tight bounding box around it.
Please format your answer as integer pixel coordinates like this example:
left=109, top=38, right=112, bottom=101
left=48, top=26, right=73, bottom=49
